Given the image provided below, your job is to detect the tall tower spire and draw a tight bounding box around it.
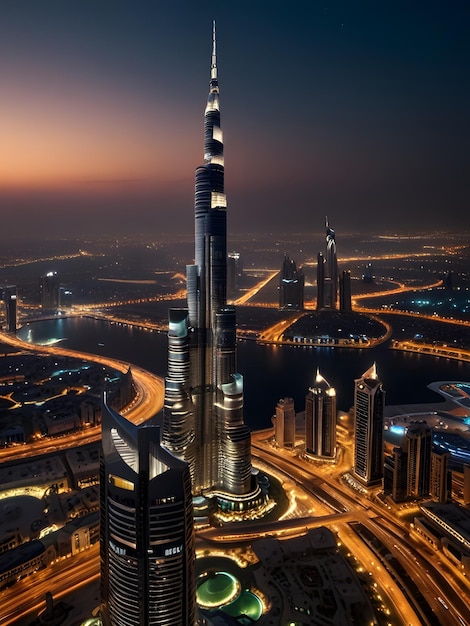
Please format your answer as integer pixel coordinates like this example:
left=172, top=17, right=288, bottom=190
left=163, top=23, right=259, bottom=510
left=210, top=19, right=217, bottom=88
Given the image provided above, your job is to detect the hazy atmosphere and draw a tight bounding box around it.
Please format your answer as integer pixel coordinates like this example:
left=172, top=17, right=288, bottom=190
left=1, top=1, right=468, bottom=239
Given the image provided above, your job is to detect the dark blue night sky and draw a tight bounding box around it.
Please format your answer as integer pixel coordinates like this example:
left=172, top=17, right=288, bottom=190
left=0, top=1, right=468, bottom=238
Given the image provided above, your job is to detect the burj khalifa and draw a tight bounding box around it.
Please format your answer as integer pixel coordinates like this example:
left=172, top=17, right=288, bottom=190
left=163, top=23, right=260, bottom=509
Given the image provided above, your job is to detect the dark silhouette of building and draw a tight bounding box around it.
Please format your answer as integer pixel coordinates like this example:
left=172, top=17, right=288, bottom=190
left=279, top=254, right=304, bottom=310
left=41, top=271, right=60, bottom=310
left=100, top=399, right=196, bottom=625
left=316, top=252, right=325, bottom=311
left=3, top=286, right=17, bottom=333
left=305, top=369, right=336, bottom=459
left=272, top=397, right=296, bottom=448
left=353, top=363, right=384, bottom=487
left=339, top=270, right=352, bottom=312
left=443, top=270, right=453, bottom=292
left=163, top=22, right=259, bottom=510
left=362, top=263, right=374, bottom=283
left=430, top=448, right=450, bottom=503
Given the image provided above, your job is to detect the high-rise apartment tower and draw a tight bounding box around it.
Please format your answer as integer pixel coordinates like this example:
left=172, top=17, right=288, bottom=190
left=353, top=363, right=385, bottom=487
left=41, top=271, right=60, bottom=310
left=406, top=422, right=432, bottom=498
left=279, top=254, right=304, bottom=310
left=305, top=369, right=336, bottom=459
left=163, top=23, right=258, bottom=510
left=100, top=400, right=196, bottom=625
left=272, top=397, right=296, bottom=448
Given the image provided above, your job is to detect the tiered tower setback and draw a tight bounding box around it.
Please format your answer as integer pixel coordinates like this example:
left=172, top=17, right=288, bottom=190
left=163, top=22, right=257, bottom=506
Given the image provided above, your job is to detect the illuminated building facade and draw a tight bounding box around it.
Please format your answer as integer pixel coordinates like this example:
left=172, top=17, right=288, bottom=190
left=100, top=400, right=196, bottom=626
left=316, top=218, right=338, bottom=310
left=353, top=363, right=384, bottom=487
left=305, top=369, right=336, bottom=459
left=279, top=254, right=304, bottom=311
left=272, top=397, right=296, bottom=448
left=41, top=271, right=60, bottom=310
left=3, top=286, right=17, bottom=333
left=163, top=23, right=257, bottom=508
left=406, top=422, right=432, bottom=498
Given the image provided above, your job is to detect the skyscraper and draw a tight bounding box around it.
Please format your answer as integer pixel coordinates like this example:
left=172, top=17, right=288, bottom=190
left=41, top=271, right=60, bottom=310
left=100, top=400, right=196, bottom=625
left=324, top=217, right=338, bottom=309
left=316, top=218, right=338, bottom=310
left=305, top=369, right=336, bottom=459
left=316, top=252, right=325, bottom=311
left=406, top=422, right=432, bottom=498
left=163, top=22, right=258, bottom=509
left=339, top=270, right=352, bottom=312
left=272, top=397, right=296, bottom=448
left=279, top=254, right=304, bottom=310
left=3, top=286, right=17, bottom=333
left=353, top=363, right=385, bottom=487
left=430, top=448, right=450, bottom=503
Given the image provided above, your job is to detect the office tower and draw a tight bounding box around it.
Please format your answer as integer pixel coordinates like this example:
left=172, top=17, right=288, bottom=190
left=390, top=447, right=408, bottom=502
left=406, top=422, right=432, bottom=498
left=430, top=448, right=450, bottom=502
left=339, top=270, right=352, bottom=312
left=324, top=217, right=338, bottom=309
left=3, top=286, right=17, bottom=333
left=353, top=363, right=385, bottom=487
left=305, top=369, right=336, bottom=459
left=163, top=23, right=257, bottom=507
left=316, top=252, right=325, bottom=310
left=316, top=218, right=338, bottom=310
left=100, top=400, right=196, bottom=626
left=279, top=254, right=304, bottom=311
left=41, top=271, right=60, bottom=310
left=272, top=397, right=296, bottom=448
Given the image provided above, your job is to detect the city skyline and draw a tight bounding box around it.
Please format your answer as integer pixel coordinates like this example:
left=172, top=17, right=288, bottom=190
left=1, top=1, right=468, bottom=240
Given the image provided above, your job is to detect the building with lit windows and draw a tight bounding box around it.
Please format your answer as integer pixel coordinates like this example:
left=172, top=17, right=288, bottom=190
left=163, top=22, right=260, bottom=512
left=40, top=271, right=60, bottom=310
left=100, top=400, right=196, bottom=625
left=305, top=369, right=336, bottom=459
left=316, top=218, right=338, bottom=310
left=353, top=363, right=384, bottom=487
left=3, top=286, right=17, bottom=333
left=279, top=254, right=304, bottom=311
